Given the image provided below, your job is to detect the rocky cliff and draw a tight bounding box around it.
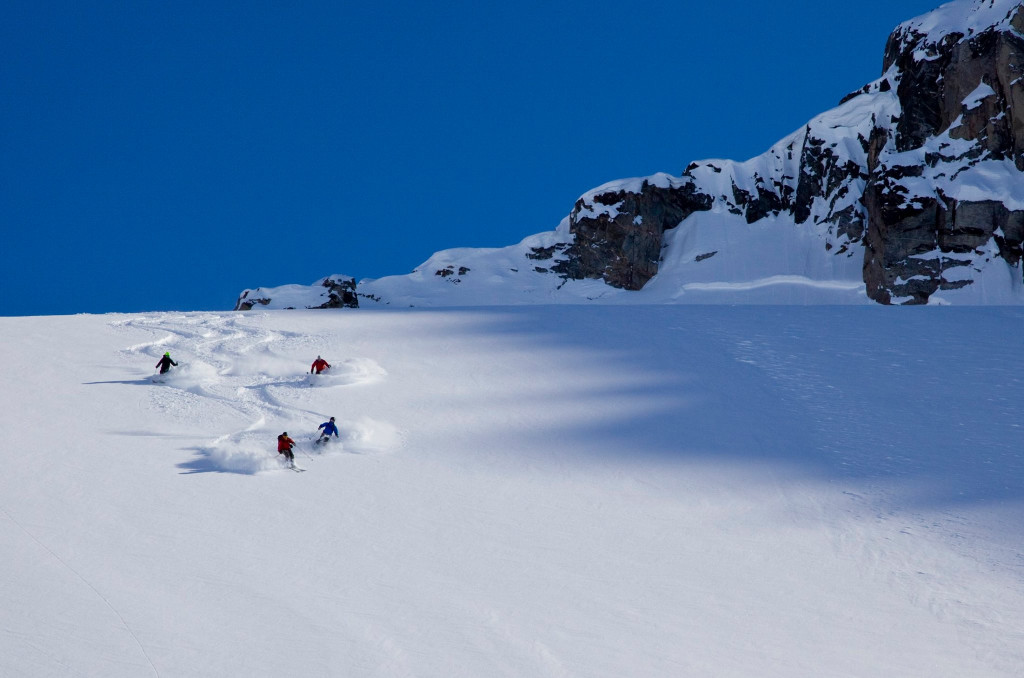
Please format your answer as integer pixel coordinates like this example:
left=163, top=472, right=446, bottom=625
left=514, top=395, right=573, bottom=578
left=238, top=0, right=1024, bottom=310
left=563, top=0, right=1024, bottom=304
left=862, top=0, right=1024, bottom=303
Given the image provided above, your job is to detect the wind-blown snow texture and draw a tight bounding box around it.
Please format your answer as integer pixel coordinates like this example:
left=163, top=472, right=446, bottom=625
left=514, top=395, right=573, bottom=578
left=1, top=307, right=1022, bottom=677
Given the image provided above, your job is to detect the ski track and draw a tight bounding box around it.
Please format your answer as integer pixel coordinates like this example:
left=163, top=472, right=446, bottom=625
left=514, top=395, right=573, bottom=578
left=110, top=313, right=392, bottom=473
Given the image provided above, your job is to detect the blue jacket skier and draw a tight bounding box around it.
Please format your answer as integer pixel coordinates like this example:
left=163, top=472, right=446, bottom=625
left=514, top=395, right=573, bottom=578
left=317, top=417, right=339, bottom=442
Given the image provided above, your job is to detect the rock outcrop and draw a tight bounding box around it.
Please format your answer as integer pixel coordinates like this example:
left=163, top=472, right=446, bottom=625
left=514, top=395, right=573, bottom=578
left=861, top=1, right=1024, bottom=303
left=559, top=0, right=1024, bottom=304
left=235, top=275, right=358, bottom=310
left=556, top=178, right=713, bottom=290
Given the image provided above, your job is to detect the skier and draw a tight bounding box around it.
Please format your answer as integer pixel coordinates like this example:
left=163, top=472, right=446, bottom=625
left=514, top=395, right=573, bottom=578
left=155, top=351, right=178, bottom=374
left=317, top=416, right=339, bottom=443
left=278, top=432, right=296, bottom=466
left=310, top=356, right=331, bottom=374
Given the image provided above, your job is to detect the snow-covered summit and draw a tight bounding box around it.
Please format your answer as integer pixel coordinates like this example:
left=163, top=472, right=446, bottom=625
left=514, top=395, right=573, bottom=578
left=896, top=0, right=1023, bottom=48
left=239, top=0, right=1024, bottom=309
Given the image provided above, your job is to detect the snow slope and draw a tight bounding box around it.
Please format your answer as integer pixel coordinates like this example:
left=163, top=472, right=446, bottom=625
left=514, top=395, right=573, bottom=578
left=1, top=307, right=1023, bottom=677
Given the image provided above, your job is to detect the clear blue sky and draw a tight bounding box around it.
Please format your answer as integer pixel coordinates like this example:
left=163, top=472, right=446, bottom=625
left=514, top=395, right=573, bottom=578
left=1, top=1, right=941, bottom=316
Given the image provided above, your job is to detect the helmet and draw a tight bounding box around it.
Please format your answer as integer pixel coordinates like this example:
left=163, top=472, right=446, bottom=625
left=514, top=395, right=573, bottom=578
left=282, top=432, right=288, bottom=436
left=330, top=416, right=335, bottom=421
left=164, top=352, right=170, bottom=356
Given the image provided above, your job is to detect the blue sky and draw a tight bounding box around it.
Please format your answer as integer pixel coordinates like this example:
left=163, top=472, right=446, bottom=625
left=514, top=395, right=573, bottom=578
left=1, top=0, right=942, bottom=316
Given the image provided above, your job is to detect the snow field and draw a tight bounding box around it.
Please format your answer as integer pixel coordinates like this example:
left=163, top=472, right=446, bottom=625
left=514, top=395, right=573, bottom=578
left=111, top=313, right=395, bottom=474
left=0, top=307, right=1022, bottom=677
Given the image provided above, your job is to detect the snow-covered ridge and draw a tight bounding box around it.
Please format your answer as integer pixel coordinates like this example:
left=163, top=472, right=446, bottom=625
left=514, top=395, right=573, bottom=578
left=238, top=0, right=1024, bottom=308
left=896, top=0, right=1023, bottom=48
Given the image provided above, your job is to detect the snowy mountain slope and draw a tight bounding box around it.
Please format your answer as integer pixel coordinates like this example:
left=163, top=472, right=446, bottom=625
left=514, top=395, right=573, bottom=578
left=550, top=0, right=1024, bottom=305
left=1, top=307, right=1022, bottom=677
left=237, top=210, right=875, bottom=310
left=238, top=0, right=1024, bottom=309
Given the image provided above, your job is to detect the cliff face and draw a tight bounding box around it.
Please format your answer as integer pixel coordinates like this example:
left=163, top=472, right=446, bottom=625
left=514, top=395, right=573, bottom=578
left=862, top=1, right=1024, bottom=303
left=554, top=178, right=713, bottom=290
left=563, top=0, right=1024, bottom=304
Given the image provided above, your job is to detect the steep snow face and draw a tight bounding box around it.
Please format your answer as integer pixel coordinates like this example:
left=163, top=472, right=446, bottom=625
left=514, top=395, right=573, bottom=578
left=237, top=0, right=1024, bottom=309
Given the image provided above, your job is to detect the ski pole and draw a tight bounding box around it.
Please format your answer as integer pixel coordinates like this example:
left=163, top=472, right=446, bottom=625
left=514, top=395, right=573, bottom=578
left=300, top=435, right=315, bottom=460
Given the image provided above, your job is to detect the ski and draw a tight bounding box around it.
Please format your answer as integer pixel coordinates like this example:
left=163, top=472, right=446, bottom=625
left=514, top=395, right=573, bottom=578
left=290, top=465, right=306, bottom=472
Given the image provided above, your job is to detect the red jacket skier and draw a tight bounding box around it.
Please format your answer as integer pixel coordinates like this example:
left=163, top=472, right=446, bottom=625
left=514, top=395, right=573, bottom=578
left=277, top=432, right=296, bottom=464
left=310, top=356, right=331, bottom=374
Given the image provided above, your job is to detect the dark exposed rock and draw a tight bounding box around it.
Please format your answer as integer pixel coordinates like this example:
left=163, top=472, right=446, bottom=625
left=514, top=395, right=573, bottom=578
left=312, top=275, right=359, bottom=309
left=840, top=84, right=872, bottom=105
left=435, top=266, right=471, bottom=283
left=794, top=133, right=867, bottom=241
left=555, top=179, right=713, bottom=290
left=435, top=266, right=471, bottom=277
left=881, top=6, right=1024, bottom=162
left=861, top=4, right=1024, bottom=302
left=527, top=244, right=570, bottom=260
left=234, top=294, right=270, bottom=311
left=864, top=181, right=1024, bottom=303
left=732, top=174, right=790, bottom=224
